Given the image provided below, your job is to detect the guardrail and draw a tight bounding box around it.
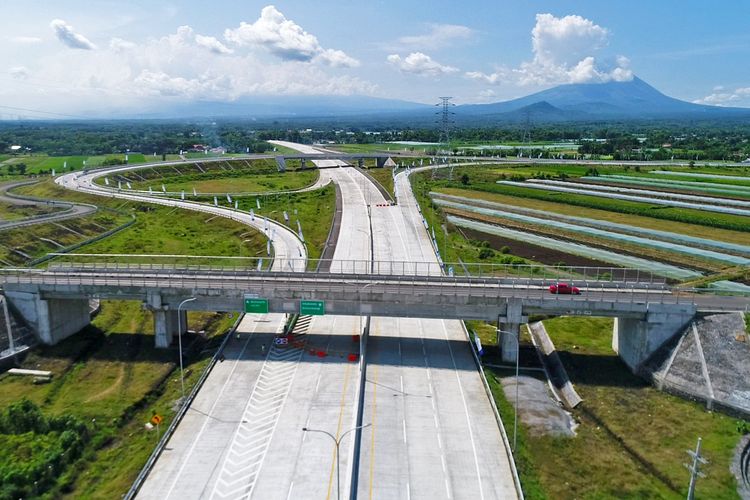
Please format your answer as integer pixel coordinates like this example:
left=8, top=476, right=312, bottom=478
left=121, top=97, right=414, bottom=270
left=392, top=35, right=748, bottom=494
left=40, top=253, right=668, bottom=283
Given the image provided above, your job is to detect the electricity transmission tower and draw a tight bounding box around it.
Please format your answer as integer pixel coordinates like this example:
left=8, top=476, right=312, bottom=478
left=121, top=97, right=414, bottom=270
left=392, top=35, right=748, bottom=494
left=436, top=96, right=454, bottom=151
left=435, top=97, right=454, bottom=179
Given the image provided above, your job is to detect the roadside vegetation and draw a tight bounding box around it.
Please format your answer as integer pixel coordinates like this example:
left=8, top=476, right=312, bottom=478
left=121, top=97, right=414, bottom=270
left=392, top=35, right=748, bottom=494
left=101, top=158, right=319, bottom=194
left=482, top=317, right=747, bottom=499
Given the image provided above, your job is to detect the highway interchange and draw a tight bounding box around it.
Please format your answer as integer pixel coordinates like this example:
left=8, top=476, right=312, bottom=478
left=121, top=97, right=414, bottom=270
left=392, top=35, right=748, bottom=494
left=52, top=143, right=520, bottom=499
left=43, top=144, right=748, bottom=499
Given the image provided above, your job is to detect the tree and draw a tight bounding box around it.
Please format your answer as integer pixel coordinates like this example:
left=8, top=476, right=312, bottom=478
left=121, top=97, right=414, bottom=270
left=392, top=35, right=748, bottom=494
left=460, top=173, right=469, bottom=185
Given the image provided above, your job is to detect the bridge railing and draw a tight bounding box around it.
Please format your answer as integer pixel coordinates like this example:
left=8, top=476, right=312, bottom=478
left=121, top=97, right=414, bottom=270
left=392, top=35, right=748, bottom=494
left=42, top=253, right=667, bottom=284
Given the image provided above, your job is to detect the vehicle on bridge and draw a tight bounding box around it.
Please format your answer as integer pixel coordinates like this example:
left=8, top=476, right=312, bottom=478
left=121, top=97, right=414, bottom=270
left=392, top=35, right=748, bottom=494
left=549, top=282, right=581, bottom=295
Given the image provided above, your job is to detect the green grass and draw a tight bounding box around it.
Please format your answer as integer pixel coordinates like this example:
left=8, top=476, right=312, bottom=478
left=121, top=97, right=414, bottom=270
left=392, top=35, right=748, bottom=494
left=129, top=168, right=318, bottom=194
left=0, top=153, right=153, bottom=176
left=434, top=166, right=750, bottom=232
left=487, top=316, right=746, bottom=499
left=0, top=210, right=133, bottom=266
left=235, top=184, right=336, bottom=263
left=0, top=301, right=236, bottom=498
left=14, top=179, right=267, bottom=265
left=364, top=167, right=395, bottom=199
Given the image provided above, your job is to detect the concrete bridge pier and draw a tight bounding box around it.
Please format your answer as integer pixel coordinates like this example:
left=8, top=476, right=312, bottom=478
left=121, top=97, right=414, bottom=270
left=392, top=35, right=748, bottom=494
left=498, top=298, right=526, bottom=363
left=146, top=294, right=187, bottom=348
left=612, top=304, right=696, bottom=372
left=4, top=291, right=90, bottom=345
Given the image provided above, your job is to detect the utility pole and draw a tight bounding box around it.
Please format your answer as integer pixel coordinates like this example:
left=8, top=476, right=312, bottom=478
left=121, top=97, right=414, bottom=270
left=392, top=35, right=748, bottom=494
left=684, top=437, right=707, bottom=500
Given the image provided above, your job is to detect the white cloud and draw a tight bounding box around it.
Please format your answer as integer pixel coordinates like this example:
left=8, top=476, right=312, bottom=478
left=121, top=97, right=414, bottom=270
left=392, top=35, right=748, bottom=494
left=195, top=34, right=233, bottom=55
left=109, top=38, right=136, bottom=52
left=693, top=85, right=750, bottom=106
left=397, top=23, right=474, bottom=50
left=9, top=66, right=30, bottom=80
left=387, top=52, right=458, bottom=77
left=9, top=36, right=43, bottom=44
left=224, top=5, right=358, bottom=67
left=50, top=19, right=96, bottom=50
left=7, top=21, right=376, bottom=113
left=315, top=48, right=359, bottom=68
left=465, top=13, right=632, bottom=86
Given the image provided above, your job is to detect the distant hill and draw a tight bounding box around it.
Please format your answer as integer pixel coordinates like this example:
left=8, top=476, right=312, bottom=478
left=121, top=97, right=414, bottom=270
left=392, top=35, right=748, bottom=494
left=120, top=95, right=430, bottom=120
left=85, top=75, right=750, bottom=123
left=456, top=76, right=750, bottom=121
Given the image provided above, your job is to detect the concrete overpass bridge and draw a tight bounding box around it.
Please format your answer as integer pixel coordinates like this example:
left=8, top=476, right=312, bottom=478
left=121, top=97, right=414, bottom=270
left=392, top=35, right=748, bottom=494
left=274, top=153, right=394, bottom=171
left=2, top=262, right=746, bottom=370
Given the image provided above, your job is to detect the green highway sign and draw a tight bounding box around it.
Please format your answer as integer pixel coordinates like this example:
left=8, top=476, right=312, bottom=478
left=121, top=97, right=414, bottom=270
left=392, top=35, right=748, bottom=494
left=300, top=300, right=325, bottom=316
left=244, top=297, right=269, bottom=314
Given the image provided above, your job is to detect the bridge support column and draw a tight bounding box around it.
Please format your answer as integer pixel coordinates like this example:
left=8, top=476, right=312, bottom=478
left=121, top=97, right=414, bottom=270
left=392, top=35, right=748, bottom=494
left=613, top=304, right=695, bottom=372
left=300, top=158, right=306, bottom=169
left=153, top=309, right=186, bottom=348
left=146, top=294, right=187, bottom=348
left=499, top=298, right=524, bottom=363
left=4, top=291, right=90, bottom=345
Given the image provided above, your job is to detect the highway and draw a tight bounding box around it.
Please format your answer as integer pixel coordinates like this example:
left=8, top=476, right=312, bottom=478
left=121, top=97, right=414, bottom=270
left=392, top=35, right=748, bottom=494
left=40, top=148, right=749, bottom=499
left=0, top=180, right=97, bottom=230
left=53, top=161, right=312, bottom=499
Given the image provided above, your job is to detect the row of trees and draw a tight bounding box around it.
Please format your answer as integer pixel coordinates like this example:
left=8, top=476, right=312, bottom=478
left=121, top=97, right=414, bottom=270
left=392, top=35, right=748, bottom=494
left=2, top=121, right=749, bottom=160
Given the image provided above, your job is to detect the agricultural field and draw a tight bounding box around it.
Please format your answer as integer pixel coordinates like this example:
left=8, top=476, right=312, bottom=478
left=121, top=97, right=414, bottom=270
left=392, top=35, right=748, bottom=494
left=0, top=153, right=153, bottom=176
left=411, top=161, right=750, bottom=286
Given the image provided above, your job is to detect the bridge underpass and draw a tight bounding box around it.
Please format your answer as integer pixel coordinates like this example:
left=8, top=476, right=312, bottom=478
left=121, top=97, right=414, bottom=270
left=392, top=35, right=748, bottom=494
left=0, top=263, right=735, bottom=371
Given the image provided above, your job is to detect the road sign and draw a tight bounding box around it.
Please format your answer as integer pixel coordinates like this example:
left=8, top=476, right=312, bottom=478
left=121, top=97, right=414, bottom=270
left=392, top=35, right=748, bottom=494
left=300, top=300, right=325, bottom=316
left=150, top=414, right=163, bottom=425
left=245, top=297, right=269, bottom=314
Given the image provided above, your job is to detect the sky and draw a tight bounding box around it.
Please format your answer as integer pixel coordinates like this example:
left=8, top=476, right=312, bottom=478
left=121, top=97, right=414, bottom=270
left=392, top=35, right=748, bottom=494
left=2, top=0, right=750, bottom=117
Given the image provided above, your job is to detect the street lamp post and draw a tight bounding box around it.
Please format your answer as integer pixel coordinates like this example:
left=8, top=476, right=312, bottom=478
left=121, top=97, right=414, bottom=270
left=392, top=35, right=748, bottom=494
left=302, top=423, right=371, bottom=500
left=497, top=328, right=520, bottom=452
left=177, top=297, right=197, bottom=400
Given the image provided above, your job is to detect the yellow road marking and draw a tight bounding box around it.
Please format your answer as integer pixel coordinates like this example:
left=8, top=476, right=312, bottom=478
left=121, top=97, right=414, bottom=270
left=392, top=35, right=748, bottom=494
left=369, top=363, right=379, bottom=500
left=326, top=361, right=352, bottom=499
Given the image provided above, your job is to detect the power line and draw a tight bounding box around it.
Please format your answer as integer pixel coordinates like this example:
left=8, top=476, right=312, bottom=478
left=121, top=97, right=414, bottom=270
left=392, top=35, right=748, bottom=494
left=0, top=105, right=88, bottom=120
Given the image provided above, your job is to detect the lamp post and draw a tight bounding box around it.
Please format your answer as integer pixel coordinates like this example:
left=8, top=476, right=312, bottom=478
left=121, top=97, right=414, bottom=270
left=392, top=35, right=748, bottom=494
left=177, top=297, right=197, bottom=400
left=302, top=423, right=371, bottom=500
left=497, top=328, right=520, bottom=452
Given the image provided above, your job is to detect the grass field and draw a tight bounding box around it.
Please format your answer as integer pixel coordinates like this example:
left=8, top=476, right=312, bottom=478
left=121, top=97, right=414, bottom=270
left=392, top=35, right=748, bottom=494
left=486, top=316, right=746, bottom=499
left=0, top=153, right=154, bottom=176
left=235, top=183, right=336, bottom=263
left=2, top=177, right=265, bottom=497
left=129, top=168, right=318, bottom=194
left=363, top=166, right=395, bottom=199
left=0, top=301, right=236, bottom=498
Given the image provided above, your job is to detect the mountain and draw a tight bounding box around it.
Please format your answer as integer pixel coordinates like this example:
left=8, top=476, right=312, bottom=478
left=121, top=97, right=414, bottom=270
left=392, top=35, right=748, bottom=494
left=457, top=76, right=750, bottom=120
left=117, top=95, right=430, bottom=120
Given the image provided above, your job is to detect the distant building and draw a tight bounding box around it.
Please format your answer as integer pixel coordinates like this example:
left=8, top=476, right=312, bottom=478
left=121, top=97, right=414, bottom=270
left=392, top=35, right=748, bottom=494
left=189, top=144, right=206, bottom=152
left=209, top=147, right=226, bottom=154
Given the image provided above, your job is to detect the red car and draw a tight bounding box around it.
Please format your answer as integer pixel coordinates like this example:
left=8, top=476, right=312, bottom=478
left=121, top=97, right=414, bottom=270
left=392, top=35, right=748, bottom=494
left=549, top=283, right=581, bottom=295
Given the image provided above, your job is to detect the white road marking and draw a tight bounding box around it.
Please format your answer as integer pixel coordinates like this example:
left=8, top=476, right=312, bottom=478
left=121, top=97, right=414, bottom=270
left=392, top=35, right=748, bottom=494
left=163, top=332, right=256, bottom=499
left=209, top=341, right=304, bottom=499
left=402, top=419, right=407, bottom=444
left=286, top=482, right=294, bottom=500
left=440, top=321, right=485, bottom=500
